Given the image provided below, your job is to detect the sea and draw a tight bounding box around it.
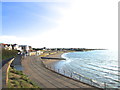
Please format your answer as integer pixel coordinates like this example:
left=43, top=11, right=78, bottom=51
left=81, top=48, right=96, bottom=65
left=54, top=49, right=119, bottom=88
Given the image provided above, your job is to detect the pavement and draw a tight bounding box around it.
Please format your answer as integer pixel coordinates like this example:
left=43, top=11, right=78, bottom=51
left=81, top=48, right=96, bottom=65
left=22, top=56, right=100, bottom=89
left=11, top=55, right=22, bottom=66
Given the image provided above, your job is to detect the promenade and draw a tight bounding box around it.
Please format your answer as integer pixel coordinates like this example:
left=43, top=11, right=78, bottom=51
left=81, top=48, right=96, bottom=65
left=22, top=56, right=99, bottom=89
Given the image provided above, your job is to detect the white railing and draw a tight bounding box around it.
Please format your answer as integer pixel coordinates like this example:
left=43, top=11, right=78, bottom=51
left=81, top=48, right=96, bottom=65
left=44, top=64, right=119, bottom=89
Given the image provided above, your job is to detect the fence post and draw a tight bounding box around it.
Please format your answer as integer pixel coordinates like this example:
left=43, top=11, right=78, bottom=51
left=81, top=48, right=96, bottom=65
left=63, top=70, right=65, bottom=75
left=104, top=82, right=106, bottom=90
left=70, top=73, right=72, bottom=77
left=58, top=69, right=59, bottom=73
left=90, top=79, right=92, bottom=85
left=48, top=66, right=50, bottom=69
left=79, top=75, right=81, bottom=81
left=51, top=66, right=53, bottom=70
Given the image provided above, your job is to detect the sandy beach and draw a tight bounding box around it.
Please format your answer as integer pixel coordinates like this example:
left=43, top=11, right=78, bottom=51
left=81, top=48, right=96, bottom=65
left=41, top=51, right=67, bottom=69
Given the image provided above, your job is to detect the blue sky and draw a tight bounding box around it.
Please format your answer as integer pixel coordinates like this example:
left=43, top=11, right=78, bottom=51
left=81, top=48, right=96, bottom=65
left=0, top=2, right=2, bottom=36
left=2, top=2, right=67, bottom=37
left=1, top=0, right=118, bottom=49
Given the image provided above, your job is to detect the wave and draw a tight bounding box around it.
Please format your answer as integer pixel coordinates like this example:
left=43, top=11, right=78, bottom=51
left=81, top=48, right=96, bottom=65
left=65, top=59, right=119, bottom=77
left=88, top=63, right=120, bottom=71
left=59, top=50, right=119, bottom=88
left=63, top=61, right=120, bottom=83
left=81, top=64, right=120, bottom=76
left=62, top=54, right=119, bottom=76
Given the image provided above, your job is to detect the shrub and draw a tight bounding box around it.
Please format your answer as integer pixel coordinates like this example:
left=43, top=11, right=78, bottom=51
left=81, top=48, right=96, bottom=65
left=2, top=49, right=18, bottom=60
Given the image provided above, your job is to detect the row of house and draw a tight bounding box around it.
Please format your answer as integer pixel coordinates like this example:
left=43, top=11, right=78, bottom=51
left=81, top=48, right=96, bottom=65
left=1, top=43, right=32, bottom=52
left=1, top=43, right=43, bottom=56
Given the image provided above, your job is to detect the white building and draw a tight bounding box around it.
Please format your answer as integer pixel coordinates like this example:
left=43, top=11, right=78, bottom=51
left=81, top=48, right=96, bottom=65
left=18, top=45, right=29, bottom=53
left=8, top=45, right=12, bottom=50
left=36, top=51, right=43, bottom=56
left=2, top=44, right=12, bottom=50
left=28, top=51, right=43, bottom=56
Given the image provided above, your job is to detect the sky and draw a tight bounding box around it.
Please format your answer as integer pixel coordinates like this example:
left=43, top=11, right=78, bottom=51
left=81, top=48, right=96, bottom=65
left=0, top=0, right=119, bottom=49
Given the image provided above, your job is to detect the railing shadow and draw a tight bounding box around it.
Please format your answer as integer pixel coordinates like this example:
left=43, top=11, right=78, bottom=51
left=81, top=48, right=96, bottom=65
left=0, top=57, right=14, bottom=69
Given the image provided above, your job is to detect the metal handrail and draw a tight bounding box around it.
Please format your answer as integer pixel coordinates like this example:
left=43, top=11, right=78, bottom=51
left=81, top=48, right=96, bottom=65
left=44, top=64, right=119, bottom=89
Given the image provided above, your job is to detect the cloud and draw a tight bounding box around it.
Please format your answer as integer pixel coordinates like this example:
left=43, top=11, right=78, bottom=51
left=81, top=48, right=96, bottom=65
left=37, top=0, right=118, bottom=49
left=0, top=35, right=29, bottom=45
left=0, top=35, right=50, bottom=48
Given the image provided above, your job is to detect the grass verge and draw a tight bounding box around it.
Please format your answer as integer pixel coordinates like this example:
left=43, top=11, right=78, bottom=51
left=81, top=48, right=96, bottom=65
left=8, top=67, right=40, bottom=88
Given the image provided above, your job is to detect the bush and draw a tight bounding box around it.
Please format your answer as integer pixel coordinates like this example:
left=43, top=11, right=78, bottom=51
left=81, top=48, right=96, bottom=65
left=2, top=49, right=18, bottom=60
